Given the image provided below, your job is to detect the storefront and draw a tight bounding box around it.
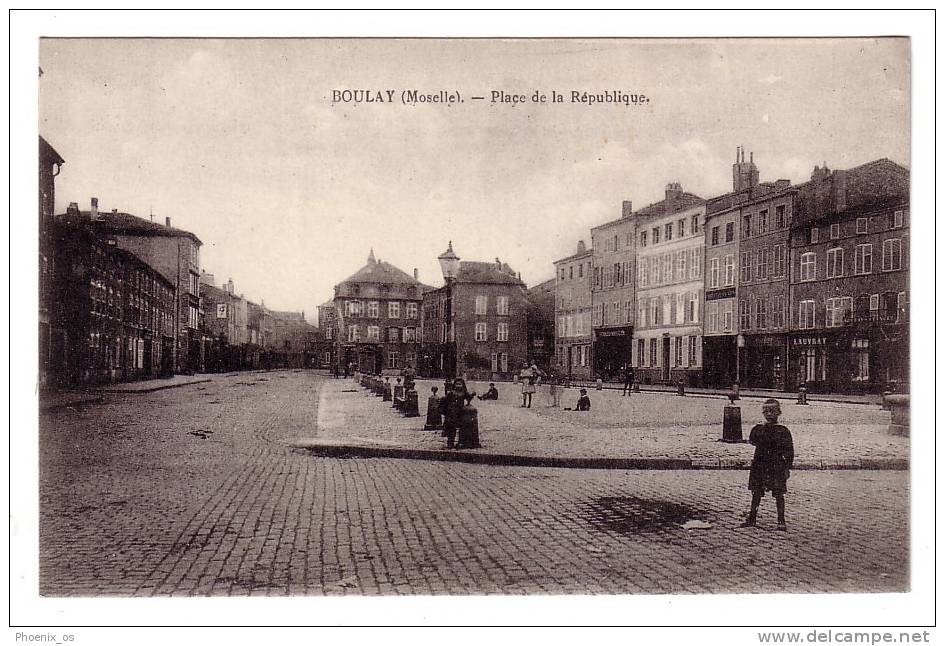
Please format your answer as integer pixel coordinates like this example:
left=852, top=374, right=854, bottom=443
left=702, top=334, right=737, bottom=388
left=787, top=329, right=902, bottom=394
left=742, top=333, right=788, bottom=390
left=593, top=326, right=633, bottom=380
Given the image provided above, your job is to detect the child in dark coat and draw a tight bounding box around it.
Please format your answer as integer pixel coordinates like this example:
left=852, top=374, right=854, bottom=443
left=575, top=388, right=591, bottom=411
left=741, top=399, right=794, bottom=530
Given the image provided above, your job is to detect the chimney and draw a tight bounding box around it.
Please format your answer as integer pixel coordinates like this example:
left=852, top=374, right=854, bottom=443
left=413, top=268, right=418, bottom=280
left=67, top=202, right=79, bottom=217
left=165, top=216, right=172, bottom=228
left=90, top=197, right=99, bottom=220
left=834, top=169, right=848, bottom=213
left=576, top=239, right=586, bottom=254
left=227, top=278, right=234, bottom=294
left=621, top=200, right=633, bottom=218
left=732, top=148, right=760, bottom=192
left=665, top=182, right=682, bottom=213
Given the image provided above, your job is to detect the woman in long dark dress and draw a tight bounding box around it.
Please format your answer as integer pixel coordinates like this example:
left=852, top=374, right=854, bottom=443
left=442, top=378, right=476, bottom=449
left=740, top=399, right=794, bottom=531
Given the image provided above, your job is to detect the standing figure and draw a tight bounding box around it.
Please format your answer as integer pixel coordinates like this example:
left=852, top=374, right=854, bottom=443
left=740, top=399, right=795, bottom=531
left=622, top=366, right=635, bottom=396
left=519, top=364, right=535, bottom=408
left=441, top=378, right=475, bottom=449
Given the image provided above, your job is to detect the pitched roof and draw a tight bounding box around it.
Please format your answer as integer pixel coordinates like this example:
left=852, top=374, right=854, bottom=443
left=39, top=136, right=64, bottom=165
left=455, top=261, right=524, bottom=285
left=57, top=210, right=203, bottom=245
left=634, top=191, right=704, bottom=218
left=339, top=258, right=423, bottom=286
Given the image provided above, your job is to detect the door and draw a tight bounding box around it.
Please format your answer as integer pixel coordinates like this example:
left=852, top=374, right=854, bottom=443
left=662, top=337, right=671, bottom=381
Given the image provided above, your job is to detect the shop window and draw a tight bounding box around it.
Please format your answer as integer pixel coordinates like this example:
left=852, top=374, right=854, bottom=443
left=852, top=339, right=870, bottom=381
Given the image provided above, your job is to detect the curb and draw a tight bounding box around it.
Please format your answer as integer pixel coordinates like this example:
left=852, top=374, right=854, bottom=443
left=291, top=442, right=908, bottom=471
left=94, top=378, right=212, bottom=394
left=39, top=395, right=104, bottom=412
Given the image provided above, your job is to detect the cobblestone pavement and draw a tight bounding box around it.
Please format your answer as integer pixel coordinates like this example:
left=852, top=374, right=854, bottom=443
left=316, top=377, right=908, bottom=463
left=40, top=371, right=909, bottom=596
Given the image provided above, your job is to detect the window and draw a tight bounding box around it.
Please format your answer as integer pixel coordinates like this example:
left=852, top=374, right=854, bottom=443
left=891, top=210, right=904, bottom=229
left=366, top=325, right=379, bottom=340
left=674, top=336, right=683, bottom=366
left=883, top=239, right=902, bottom=271
left=652, top=227, right=660, bottom=244
left=569, top=265, right=574, bottom=280
left=740, top=251, right=752, bottom=283
left=595, top=303, right=604, bottom=326
left=496, top=296, right=509, bottom=315
left=387, top=352, right=400, bottom=370
left=826, top=297, right=852, bottom=328
left=772, top=295, right=785, bottom=329
left=722, top=300, right=734, bottom=331
left=403, top=327, right=416, bottom=342
left=773, top=244, right=786, bottom=278
left=639, top=261, right=649, bottom=287
left=625, top=300, right=632, bottom=323
left=500, top=352, right=508, bottom=372
left=756, top=248, right=768, bottom=281
left=776, top=205, right=786, bottom=229
left=725, top=222, right=735, bottom=243
left=852, top=339, right=870, bottom=381
left=800, top=252, right=816, bottom=281
left=723, top=254, right=735, bottom=285
left=740, top=299, right=751, bottom=330
left=387, top=327, right=400, bottom=342
left=475, top=322, right=487, bottom=341
left=665, top=223, right=673, bottom=241
left=662, top=255, right=672, bottom=284
left=755, top=298, right=768, bottom=329
left=636, top=339, right=645, bottom=367
left=475, top=295, right=487, bottom=315
left=689, top=248, right=701, bottom=279
left=687, top=292, right=699, bottom=323
left=640, top=231, right=647, bottom=247
left=826, top=248, right=844, bottom=278
left=406, top=302, right=418, bottom=319
left=497, top=322, right=509, bottom=341
left=742, top=214, right=752, bottom=238
left=810, top=227, right=819, bottom=244
left=578, top=264, right=583, bottom=279
left=348, top=325, right=360, bottom=342
left=711, top=226, right=719, bottom=246
left=706, top=301, right=719, bottom=333
left=688, top=336, right=697, bottom=366
left=692, top=215, right=701, bottom=234
left=389, top=301, right=402, bottom=318
left=830, top=223, right=840, bottom=240
left=709, top=258, right=720, bottom=288
left=491, top=352, right=498, bottom=373
left=856, top=218, right=868, bottom=234
left=854, top=244, right=873, bottom=274
left=897, top=292, right=908, bottom=322
left=637, top=301, right=647, bottom=328
left=798, top=300, right=816, bottom=329
left=678, top=219, right=686, bottom=237
left=649, top=339, right=658, bottom=366
left=676, top=251, right=687, bottom=281
left=759, top=209, right=768, bottom=234
left=650, top=297, right=661, bottom=326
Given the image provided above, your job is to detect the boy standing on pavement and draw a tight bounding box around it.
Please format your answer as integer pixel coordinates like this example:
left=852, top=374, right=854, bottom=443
left=740, top=398, right=794, bottom=531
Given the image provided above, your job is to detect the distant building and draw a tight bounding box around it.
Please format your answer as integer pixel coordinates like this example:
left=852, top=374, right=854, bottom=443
left=38, top=136, right=64, bottom=388
left=421, top=255, right=527, bottom=381
left=316, top=299, right=336, bottom=368
left=334, top=250, right=429, bottom=374
left=526, top=278, right=556, bottom=375
left=787, top=159, right=909, bottom=393
left=270, top=310, right=320, bottom=368
left=553, top=239, right=594, bottom=380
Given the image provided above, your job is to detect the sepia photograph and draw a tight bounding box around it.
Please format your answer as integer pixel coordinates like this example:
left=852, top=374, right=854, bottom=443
left=11, top=8, right=936, bottom=635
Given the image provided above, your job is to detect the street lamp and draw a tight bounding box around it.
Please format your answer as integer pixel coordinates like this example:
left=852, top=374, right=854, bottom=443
left=437, top=241, right=461, bottom=379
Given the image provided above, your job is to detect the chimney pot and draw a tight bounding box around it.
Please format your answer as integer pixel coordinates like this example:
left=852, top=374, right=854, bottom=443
left=622, top=200, right=633, bottom=218
left=413, top=268, right=418, bottom=280
left=165, top=216, right=171, bottom=228
left=90, top=197, right=99, bottom=220
left=67, top=202, right=79, bottom=217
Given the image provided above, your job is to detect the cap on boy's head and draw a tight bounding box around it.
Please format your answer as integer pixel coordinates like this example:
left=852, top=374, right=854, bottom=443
left=580, top=388, right=587, bottom=394
left=489, top=383, right=495, bottom=387
left=431, top=386, right=438, bottom=393
left=763, top=398, right=781, bottom=410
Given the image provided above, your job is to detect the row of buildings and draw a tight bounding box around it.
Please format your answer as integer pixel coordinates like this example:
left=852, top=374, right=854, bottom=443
left=39, top=136, right=325, bottom=388
left=554, top=149, right=909, bottom=393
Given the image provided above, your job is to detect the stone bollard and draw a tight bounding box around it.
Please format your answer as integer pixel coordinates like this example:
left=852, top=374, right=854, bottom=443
left=382, top=380, right=392, bottom=402
left=796, top=386, right=808, bottom=405
left=457, top=405, right=481, bottom=449
left=393, top=384, right=405, bottom=409
left=424, top=389, right=443, bottom=430
left=885, top=394, right=909, bottom=436
left=730, top=383, right=740, bottom=400
left=721, top=400, right=743, bottom=442
left=676, top=380, right=686, bottom=396
left=403, top=389, right=420, bottom=418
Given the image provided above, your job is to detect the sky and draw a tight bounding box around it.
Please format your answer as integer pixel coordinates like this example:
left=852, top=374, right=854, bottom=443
left=38, top=38, right=909, bottom=323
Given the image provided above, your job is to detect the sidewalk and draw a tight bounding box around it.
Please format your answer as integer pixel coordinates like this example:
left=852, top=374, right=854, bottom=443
left=93, top=374, right=212, bottom=393
left=292, top=377, right=909, bottom=470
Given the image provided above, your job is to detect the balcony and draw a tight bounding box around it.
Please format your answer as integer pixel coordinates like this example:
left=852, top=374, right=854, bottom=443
left=845, top=310, right=898, bottom=325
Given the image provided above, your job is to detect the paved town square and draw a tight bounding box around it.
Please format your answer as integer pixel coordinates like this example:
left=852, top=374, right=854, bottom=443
left=40, top=373, right=909, bottom=597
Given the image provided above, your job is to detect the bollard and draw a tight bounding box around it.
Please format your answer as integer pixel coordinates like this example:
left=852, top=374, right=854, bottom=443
left=457, top=405, right=481, bottom=449
left=424, top=395, right=443, bottom=430
left=403, top=389, right=420, bottom=418
left=596, top=378, right=603, bottom=391
left=730, top=383, right=740, bottom=400
left=393, top=384, right=405, bottom=409
left=676, top=380, right=686, bottom=396
left=721, top=403, right=743, bottom=442
left=382, top=381, right=392, bottom=402
left=885, top=394, right=909, bottom=436
left=632, top=382, right=640, bottom=393
left=796, top=386, right=808, bottom=405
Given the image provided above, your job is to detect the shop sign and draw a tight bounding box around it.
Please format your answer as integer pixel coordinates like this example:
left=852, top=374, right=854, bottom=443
left=597, top=328, right=630, bottom=338
left=706, top=287, right=736, bottom=301
left=792, top=336, right=826, bottom=346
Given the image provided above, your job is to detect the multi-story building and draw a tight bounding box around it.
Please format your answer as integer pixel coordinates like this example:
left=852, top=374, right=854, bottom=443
left=553, top=239, right=594, bottom=380
left=39, top=136, right=64, bottom=388
left=80, top=204, right=206, bottom=374
left=702, top=192, right=741, bottom=387
left=421, top=253, right=528, bottom=381
left=271, top=310, right=320, bottom=368
left=525, top=278, right=556, bottom=375
left=317, top=299, right=336, bottom=367
left=48, top=212, right=176, bottom=385
left=589, top=201, right=637, bottom=379
left=334, top=250, right=428, bottom=374
left=199, top=277, right=252, bottom=371
left=788, top=159, right=909, bottom=393
left=634, top=198, right=706, bottom=385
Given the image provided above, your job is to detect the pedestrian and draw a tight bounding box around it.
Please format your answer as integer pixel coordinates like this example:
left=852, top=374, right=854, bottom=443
left=478, top=383, right=499, bottom=400
left=740, top=398, right=795, bottom=531
left=519, top=363, right=536, bottom=408
left=548, top=374, right=561, bottom=407
left=442, top=378, right=476, bottom=449
left=622, top=366, right=635, bottom=396
left=575, top=388, right=591, bottom=411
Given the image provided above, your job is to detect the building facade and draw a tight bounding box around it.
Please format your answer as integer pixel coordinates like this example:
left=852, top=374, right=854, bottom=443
left=634, top=199, right=706, bottom=385
left=421, top=258, right=528, bottom=382
left=526, top=278, right=556, bottom=375
left=787, top=159, right=909, bottom=393
left=553, top=239, right=594, bottom=380
left=316, top=299, right=336, bottom=368
left=38, top=136, right=64, bottom=389
left=702, top=194, right=741, bottom=388
left=334, top=250, right=428, bottom=374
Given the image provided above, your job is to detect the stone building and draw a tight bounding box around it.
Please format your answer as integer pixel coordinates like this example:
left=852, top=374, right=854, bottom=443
left=553, top=239, right=594, bottom=380
left=270, top=310, right=320, bottom=368
left=702, top=191, right=741, bottom=387
left=334, top=250, right=429, bottom=374
left=525, top=278, right=556, bottom=375
left=38, top=136, right=64, bottom=389
left=316, top=299, right=336, bottom=368
left=421, top=254, right=528, bottom=382
left=634, top=198, right=706, bottom=385
left=787, top=158, right=909, bottom=393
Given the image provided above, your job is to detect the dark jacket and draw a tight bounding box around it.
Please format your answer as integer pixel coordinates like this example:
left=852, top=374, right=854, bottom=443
left=576, top=395, right=591, bottom=411
left=479, top=387, right=499, bottom=400
left=747, top=423, right=795, bottom=493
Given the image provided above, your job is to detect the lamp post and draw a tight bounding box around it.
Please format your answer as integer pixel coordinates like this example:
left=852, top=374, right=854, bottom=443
left=437, top=241, right=461, bottom=380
